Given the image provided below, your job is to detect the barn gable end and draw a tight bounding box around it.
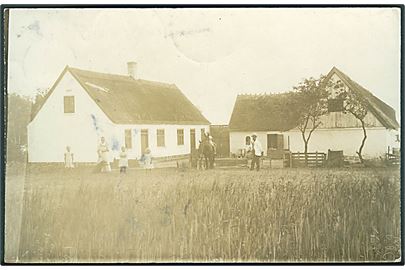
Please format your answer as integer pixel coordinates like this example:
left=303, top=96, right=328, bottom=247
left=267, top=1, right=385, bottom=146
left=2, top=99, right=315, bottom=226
left=324, top=67, right=399, bottom=130
left=229, top=67, right=399, bottom=132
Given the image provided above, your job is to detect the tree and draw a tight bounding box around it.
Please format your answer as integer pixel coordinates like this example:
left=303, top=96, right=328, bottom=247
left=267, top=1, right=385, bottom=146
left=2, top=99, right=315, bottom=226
left=7, top=93, right=33, bottom=162
left=293, top=75, right=331, bottom=165
left=335, top=81, right=369, bottom=164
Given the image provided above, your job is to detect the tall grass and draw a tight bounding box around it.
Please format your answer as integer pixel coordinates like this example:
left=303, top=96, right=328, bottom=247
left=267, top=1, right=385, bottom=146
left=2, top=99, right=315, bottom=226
left=10, top=166, right=401, bottom=263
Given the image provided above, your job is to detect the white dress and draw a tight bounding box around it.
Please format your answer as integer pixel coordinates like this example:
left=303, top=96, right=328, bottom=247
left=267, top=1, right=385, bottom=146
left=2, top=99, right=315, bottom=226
left=64, top=152, right=74, bottom=168
left=98, top=142, right=111, bottom=172
left=143, top=153, right=154, bottom=169
left=98, top=142, right=109, bottom=161
left=119, top=151, right=128, bottom=167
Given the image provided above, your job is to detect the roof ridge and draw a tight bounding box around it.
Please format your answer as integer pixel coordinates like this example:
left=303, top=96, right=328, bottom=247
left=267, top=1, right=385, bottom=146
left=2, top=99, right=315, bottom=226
left=68, top=66, right=176, bottom=88
left=68, top=66, right=132, bottom=80
left=237, top=92, right=292, bottom=97
left=137, top=79, right=176, bottom=89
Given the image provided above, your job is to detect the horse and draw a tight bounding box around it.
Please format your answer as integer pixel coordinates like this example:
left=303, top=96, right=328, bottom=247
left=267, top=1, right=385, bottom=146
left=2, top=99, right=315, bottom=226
left=199, top=138, right=216, bottom=169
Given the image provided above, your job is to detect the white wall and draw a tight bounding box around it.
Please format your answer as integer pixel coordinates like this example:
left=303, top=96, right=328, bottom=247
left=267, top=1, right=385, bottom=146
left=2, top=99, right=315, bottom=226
left=230, top=127, right=397, bottom=158
left=286, top=127, right=392, bottom=158
left=28, top=71, right=115, bottom=163
left=386, top=128, right=401, bottom=153
left=114, top=124, right=209, bottom=160
left=27, top=70, right=210, bottom=162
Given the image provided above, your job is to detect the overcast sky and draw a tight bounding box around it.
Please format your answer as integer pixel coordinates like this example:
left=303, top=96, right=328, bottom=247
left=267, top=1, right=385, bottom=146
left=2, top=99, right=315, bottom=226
left=7, top=8, right=401, bottom=124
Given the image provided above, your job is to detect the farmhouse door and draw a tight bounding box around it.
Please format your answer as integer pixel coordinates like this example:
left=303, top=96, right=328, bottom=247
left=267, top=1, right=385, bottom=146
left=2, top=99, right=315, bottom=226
left=141, top=129, right=149, bottom=154
left=190, top=129, right=196, bottom=151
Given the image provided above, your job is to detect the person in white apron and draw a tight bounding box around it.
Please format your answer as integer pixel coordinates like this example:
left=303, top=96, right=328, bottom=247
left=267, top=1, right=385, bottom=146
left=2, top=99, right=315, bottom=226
left=64, top=146, right=74, bottom=168
left=97, top=137, right=111, bottom=172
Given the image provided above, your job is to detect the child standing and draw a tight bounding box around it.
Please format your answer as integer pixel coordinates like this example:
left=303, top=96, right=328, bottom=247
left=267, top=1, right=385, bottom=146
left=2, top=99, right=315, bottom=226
left=119, top=146, right=128, bottom=174
left=143, top=148, right=154, bottom=170
left=64, top=146, right=74, bottom=168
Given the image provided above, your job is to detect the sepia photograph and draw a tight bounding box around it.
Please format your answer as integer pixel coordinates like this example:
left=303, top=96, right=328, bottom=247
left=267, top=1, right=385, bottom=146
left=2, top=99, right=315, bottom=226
left=2, top=5, right=402, bottom=264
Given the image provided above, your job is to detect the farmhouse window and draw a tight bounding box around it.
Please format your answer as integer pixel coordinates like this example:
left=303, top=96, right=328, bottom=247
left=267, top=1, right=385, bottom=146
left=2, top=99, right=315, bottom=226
left=245, top=136, right=251, bottom=145
left=201, top=128, right=205, bottom=140
left=328, top=98, right=344, bottom=112
left=64, top=96, right=75, bottom=113
left=177, top=129, right=184, bottom=145
left=125, top=129, right=132, bottom=149
left=157, top=129, right=165, bottom=147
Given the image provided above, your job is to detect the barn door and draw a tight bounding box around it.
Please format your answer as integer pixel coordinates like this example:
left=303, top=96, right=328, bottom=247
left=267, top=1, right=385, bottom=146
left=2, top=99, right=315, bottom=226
left=141, top=129, right=149, bottom=154
left=190, top=129, right=196, bottom=152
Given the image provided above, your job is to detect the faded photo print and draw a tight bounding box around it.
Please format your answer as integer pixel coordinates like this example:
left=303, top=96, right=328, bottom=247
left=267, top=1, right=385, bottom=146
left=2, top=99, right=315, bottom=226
left=3, top=7, right=402, bottom=263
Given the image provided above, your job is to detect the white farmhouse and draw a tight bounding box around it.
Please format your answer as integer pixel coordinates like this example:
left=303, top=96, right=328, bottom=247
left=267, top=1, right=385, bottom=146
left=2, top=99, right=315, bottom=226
left=229, top=67, right=400, bottom=159
left=28, top=63, right=210, bottom=163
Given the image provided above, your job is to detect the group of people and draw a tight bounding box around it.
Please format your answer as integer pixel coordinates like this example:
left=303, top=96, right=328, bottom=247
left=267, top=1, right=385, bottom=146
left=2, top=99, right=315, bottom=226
left=64, top=133, right=263, bottom=172
left=246, top=133, right=264, bottom=171
left=94, top=136, right=153, bottom=173
left=64, top=133, right=262, bottom=172
left=63, top=136, right=153, bottom=174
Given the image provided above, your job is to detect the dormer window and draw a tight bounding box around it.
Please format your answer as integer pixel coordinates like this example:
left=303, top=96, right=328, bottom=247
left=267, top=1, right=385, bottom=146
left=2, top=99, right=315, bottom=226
left=328, top=98, right=343, bottom=112
left=64, top=96, right=75, bottom=113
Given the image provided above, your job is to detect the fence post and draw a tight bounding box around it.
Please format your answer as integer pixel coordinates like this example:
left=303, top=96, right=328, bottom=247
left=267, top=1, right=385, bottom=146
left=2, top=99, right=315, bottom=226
left=315, top=151, right=318, bottom=167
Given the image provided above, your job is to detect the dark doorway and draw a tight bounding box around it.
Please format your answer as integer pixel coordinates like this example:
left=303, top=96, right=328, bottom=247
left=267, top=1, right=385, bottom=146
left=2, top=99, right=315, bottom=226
left=210, top=125, right=230, bottom=158
left=267, top=134, right=284, bottom=150
left=190, top=129, right=196, bottom=152
left=141, top=129, right=149, bottom=154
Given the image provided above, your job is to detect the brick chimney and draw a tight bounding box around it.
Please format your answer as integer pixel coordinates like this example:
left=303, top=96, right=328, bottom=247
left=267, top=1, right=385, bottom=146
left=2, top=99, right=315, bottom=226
left=127, top=62, right=137, bottom=79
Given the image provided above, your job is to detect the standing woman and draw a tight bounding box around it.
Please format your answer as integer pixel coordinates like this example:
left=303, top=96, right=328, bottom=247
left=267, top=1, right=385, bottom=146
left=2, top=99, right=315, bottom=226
left=97, top=137, right=111, bottom=172
left=64, top=146, right=74, bottom=168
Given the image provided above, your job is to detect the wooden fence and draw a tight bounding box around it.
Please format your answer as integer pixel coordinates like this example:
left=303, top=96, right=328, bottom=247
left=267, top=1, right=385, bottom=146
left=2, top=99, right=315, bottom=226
left=291, top=152, right=326, bottom=167
left=386, top=153, right=400, bottom=166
